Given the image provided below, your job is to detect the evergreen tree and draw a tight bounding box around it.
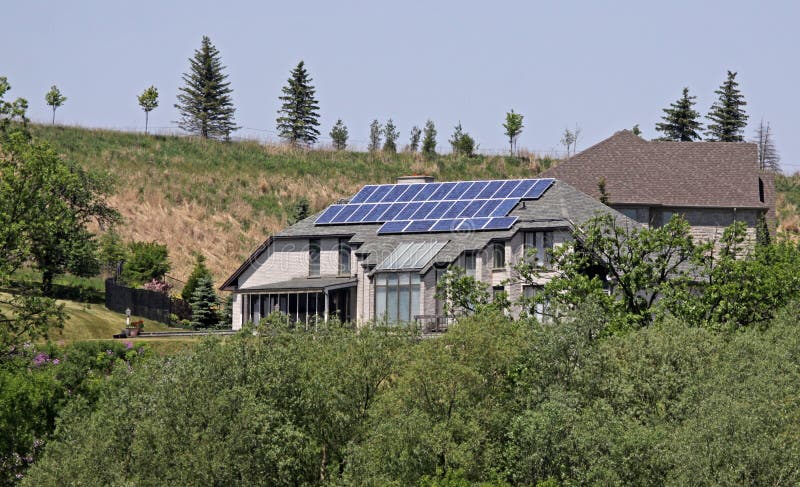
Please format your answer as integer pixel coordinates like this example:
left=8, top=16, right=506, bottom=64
left=189, top=276, right=220, bottom=329
left=383, top=118, right=399, bottom=153
left=218, top=292, right=233, bottom=328
left=422, top=120, right=437, bottom=156
left=753, top=120, right=780, bottom=172
left=97, top=227, right=127, bottom=276
left=276, top=61, right=321, bottom=146
left=329, top=119, right=348, bottom=150
left=631, top=124, right=642, bottom=136
left=756, top=212, right=771, bottom=247
left=182, top=253, right=213, bottom=301
left=175, top=36, right=238, bottom=140
left=137, top=86, right=159, bottom=134
left=368, top=119, right=382, bottom=152
left=408, top=126, right=421, bottom=153
left=45, top=85, right=66, bottom=125
left=655, top=87, right=702, bottom=141
left=449, top=122, right=475, bottom=156
left=290, top=197, right=310, bottom=224
left=503, top=110, right=524, bottom=155
left=706, top=71, right=748, bottom=142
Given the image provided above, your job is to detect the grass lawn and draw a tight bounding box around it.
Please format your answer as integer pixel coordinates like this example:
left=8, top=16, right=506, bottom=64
left=51, top=298, right=179, bottom=343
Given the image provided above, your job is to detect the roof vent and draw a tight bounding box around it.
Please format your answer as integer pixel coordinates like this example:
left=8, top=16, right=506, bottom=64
left=396, top=175, right=435, bottom=185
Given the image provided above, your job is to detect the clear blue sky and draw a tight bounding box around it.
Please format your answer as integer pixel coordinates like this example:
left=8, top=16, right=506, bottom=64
left=3, top=0, right=798, bottom=169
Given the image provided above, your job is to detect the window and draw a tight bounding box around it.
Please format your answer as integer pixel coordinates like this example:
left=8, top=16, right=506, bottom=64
left=524, top=231, right=553, bottom=267
left=309, top=239, right=320, bottom=277
left=759, top=177, right=765, bottom=203
left=464, top=251, right=476, bottom=277
left=375, top=272, right=421, bottom=323
left=492, top=285, right=505, bottom=301
left=338, top=238, right=351, bottom=275
left=492, top=242, right=506, bottom=269
left=523, top=285, right=549, bottom=321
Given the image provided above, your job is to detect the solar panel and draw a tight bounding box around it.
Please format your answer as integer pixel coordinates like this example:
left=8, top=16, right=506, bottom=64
left=364, top=185, right=392, bottom=203
left=363, top=203, right=391, bottom=222
left=411, top=201, right=439, bottom=220
left=524, top=178, right=554, bottom=199
left=378, top=221, right=409, bottom=234
left=459, top=200, right=486, bottom=218
left=492, top=199, right=519, bottom=217
left=430, top=219, right=461, bottom=232
left=396, top=202, right=422, bottom=220
left=461, top=181, right=487, bottom=200
left=412, top=184, right=437, bottom=201
left=427, top=201, right=454, bottom=219
left=442, top=200, right=469, bottom=219
left=447, top=181, right=473, bottom=200
left=349, top=185, right=377, bottom=204
left=476, top=180, right=504, bottom=199
left=315, top=204, right=345, bottom=224
left=383, top=185, right=410, bottom=202
left=508, top=179, right=536, bottom=198
left=346, top=203, right=375, bottom=222
left=474, top=199, right=502, bottom=218
left=428, top=182, right=457, bottom=200
left=379, top=202, right=408, bottom=221
left=332, top=204, right=359, bottom=222
left=405, top=220, right=435, bottom=232
left=484, top=216, right=518, bottom=230
left=458, top=217, right=492, bottom=231
left=397, top=184, right=424, bottom=202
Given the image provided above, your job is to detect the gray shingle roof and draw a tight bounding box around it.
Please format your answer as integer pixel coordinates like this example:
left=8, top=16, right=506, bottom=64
left=542, top=130, right=768, bottom=209
left=239, top=276, right=356, bottom=292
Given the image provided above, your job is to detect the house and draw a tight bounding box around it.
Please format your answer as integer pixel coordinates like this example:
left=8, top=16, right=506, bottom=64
left=541, top=130, right=775, bottom=242
left=220, top=176, right=627, bottom=330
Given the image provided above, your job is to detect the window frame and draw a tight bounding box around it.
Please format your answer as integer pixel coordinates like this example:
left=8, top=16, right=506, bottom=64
left=463, top=251, right=476, bottom=277
left=524, top=231, right=553, bottom=267
left=309, top=238, right=321, bottom=277
left=374, top=271, right=421, bottom=323
left=338, top=238, right=351, bottom=276
left=492, top=242, right=506, bottom=270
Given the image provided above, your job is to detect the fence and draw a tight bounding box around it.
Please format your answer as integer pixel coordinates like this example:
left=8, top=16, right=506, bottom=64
left=105, top=278, right=191, bottom=325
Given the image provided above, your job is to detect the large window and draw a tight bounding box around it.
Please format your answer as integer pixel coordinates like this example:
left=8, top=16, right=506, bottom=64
left=375, top=272, right=421, bottom=323
left=338, top=238, right=351, bottom=276
left=524, top=231, right=553, bottom=267
left=243, top=292, right=325, bottom=327
left=464, top=251, right=476, bottom=277
left=309, top=239, right=320, bottom=277
left=523, top=285, right=549, bottom=321
left=492, top=242, right=506, bottom=269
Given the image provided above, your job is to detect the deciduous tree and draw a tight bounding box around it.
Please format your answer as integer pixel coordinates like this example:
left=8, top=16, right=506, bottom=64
left=503, top=110, right=524, bottom=156
left=175, top=36, right=238, bottom=139
left=137, top=85, right=159, bottom=134
left=44, top=85, right=66, bottom=125
left=0, top=77, right=28, bottom=134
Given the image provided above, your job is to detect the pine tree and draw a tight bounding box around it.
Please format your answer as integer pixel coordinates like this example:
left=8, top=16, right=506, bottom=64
left=383, top=118, right=399, bottom=153
left=137, top=86, right=159, bottom=134
left=329, top=119, right=348, bottom=150
left=182, top=253, right=213, bottom=301
left=368, top=119, right=382, bottom=152
left=175, top=36, right=238, bottom=140
left=422, top=120, right=437, bottom=156
left=189, top=276, right=220, bottom=329
left=753, top=120, right=780, bottom=172
left=449, top=122, right=475, bottom=156
left=45, top=85, right=66, bottom=125
left=290, top=197, right=310, bottom=223
left=655, top=87, right=702, bottom=141
left=705, top=71, right=748, bottom=142
left=276, top=61, right=321, bottom=146
left=408, top=126, right=421, bottom=153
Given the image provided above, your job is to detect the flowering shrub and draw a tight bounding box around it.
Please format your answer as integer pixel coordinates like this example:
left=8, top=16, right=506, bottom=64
left=142, top=279, right=172, bottom=294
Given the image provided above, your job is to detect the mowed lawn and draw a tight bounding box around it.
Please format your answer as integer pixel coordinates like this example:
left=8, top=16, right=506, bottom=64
left=52, top=299, right=178, bottom=342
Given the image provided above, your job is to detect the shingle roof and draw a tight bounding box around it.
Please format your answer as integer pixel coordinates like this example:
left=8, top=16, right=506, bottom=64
left=239, top=276, right=356, bottom=292
left=221, top=180, right=629, bottom=290
left=542, top=130, right=768, bottom=209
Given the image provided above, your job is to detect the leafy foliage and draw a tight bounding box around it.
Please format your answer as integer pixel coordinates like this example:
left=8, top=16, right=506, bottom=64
left=422, top=119, right=437, bottom=156
left=122, top=241, right=170, bottom=287
left=0, top=77, right=28, bottom=134
left=655, top=87, right=702, bottom=141
left=449, top=122, right=476, bottom=157
left=175, top=36, right=238, bottom=139
left=383, top=118, right=399, bottom=154
left=503, top=109, right=524, bottom=155
left=137, top=85, right=158, bottom=134
left=276, top=61, right=321, bottom=146
left=705, top=70, right=748, bottom=142
left=44, top=86, right=66, bottom=125
left=329, top=119, right=348, bottom=150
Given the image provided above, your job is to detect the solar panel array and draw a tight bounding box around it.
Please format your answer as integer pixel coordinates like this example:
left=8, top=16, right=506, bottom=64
left=315, top=178, right=554, bottom=234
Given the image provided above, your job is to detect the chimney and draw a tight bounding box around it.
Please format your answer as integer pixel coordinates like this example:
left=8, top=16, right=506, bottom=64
left=396, top=175, right=435, bottom=185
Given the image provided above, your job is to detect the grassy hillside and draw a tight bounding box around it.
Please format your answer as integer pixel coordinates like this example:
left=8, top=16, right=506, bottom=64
left=775, top=173, right=800, bottom=235
left=31, top=125, right=548, bottom=282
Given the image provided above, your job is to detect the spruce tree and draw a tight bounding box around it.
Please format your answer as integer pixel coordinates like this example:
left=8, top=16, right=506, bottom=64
left=329, top=119, right=348, bottom=150
left=408, top=126, right=421, bottom=152
left=368, top=119, right=382, bottom=152
left=182, top=253, right=213, bottom=301
left=422, top=120, right=437, bottom=156
left=175, top=36, right=238, bottom=140
left=383, top=118, right=399, bottom=153
left=705, top=71, right=748, bottom=142
left=189, top=276, right=220, bottom=329
left=655, top=87, right=702, bottom=141
left=276, top=61, right=321, bottom=146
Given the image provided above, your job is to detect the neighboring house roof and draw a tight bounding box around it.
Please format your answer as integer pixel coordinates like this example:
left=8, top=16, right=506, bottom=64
left=238, top=276, right=356, bottom=293
left=542, top=130, right=768, bottom=209
left=221, top=180, right=627, bottom=291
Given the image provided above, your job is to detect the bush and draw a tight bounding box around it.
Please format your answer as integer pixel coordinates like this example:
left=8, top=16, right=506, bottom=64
left=122, top=241, right=170, bottom=287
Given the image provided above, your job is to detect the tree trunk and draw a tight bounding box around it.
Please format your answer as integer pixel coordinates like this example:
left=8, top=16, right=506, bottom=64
left=145, top=112, right=149, bottom=134
left=52, top=109, right=56, bottom=125
left=42, top=269, right=54, bottom=297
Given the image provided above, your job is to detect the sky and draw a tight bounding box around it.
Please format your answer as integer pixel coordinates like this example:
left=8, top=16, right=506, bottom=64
left=3, top=0, right=799, bottom=170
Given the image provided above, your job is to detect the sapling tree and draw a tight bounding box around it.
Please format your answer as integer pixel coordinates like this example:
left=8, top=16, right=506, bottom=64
left=45, top=85, right=66, bottom=125
left=137, top=85, right=159, bottom=134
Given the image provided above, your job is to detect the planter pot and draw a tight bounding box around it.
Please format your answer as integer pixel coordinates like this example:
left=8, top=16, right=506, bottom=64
left=126, top=328, right=140, bottom=337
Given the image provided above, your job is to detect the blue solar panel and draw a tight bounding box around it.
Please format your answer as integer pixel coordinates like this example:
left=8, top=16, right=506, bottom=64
left=377, top=221, right=409, bottom=234
left=427, top=201, right=454, bottom=219
left=349, top=185, right=377, bottom=204
left=396, top=184, right=424, bottom=202
left=315, top=204, right=344, bottom=224
left=363, top=203, right=391, bottom=222
left=442, top=200, right=468, bottom=219
left=383, top=185, right=409, bottom=202
left=396, top=202, right=422, bottom=220
left=476, top=180, right=504, bottom=199
left=412, top=184, right=437, bottom=201
left=379, top=202, right=408, bottom=221
left=365, top=185, right=392, bottom=203
left=496, top=180, right=521, bottom=197
left=459, top=200, right=486, bottom=218
left=458, top=218, right=491, bottom=231
left=492, top=199, right=519, bottom=217
left=411, top=201, right=439, bottom=220
left=346, top=203, right=375, bottom=222
left=448, top=181, right=473, bottom=200
left=428, top=182, right=457, bottom=201
left=332, top=204, right=359, bottom=222
left=474, top=199, right=502, bottom=218
left=430, top=219, right=461, bottom=232
left=508, top=179, right=536, bottom=198
left=484, top=216, right=518, bottom=230
left=524, top=178, right=554, bottom=199
left=461, top=181, right=487, bottom=200
left=405, top=220, right=435, bottom=232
